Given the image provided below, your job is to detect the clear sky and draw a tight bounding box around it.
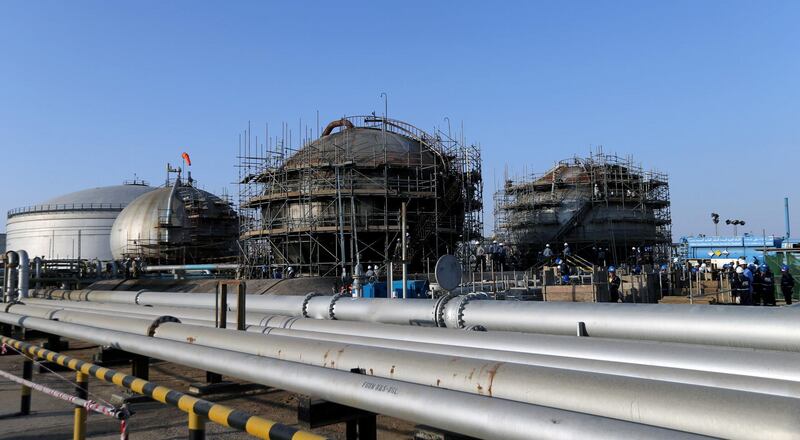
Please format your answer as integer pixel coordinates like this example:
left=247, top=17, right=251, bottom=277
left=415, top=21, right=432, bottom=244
left=1, top=1, right=798, bottom=239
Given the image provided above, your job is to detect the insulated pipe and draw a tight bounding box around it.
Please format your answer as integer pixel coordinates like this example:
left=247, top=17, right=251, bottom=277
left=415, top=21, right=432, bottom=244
left=16, top=250, right=29, bottom=299
left=18, top=299, right=800, bottom=398
left=143, top=263, right=240, bottom=272
left=5, top=251, right=19, bottom=301
left=23, top=297, right=800, bottom=384
left=448, top=300, right=800, bottom=351
left=0, top=313, right=702, bottom=440
left=149, top=324, right=800, bottom=439
left=87, top=291, right=800, bottom=351
left=5, top=304, right=179, bottom=336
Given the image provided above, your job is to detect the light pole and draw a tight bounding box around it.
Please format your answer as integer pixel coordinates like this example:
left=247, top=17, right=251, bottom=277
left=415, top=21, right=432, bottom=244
left=725, top=219, right=745, bottom=236
left=711, top=213, right=720, bottom=236
left=380, top=92, right=388, bottom=122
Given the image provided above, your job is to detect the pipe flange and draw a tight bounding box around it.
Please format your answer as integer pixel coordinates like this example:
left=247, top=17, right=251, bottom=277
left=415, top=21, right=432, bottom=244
left=433, top=293, right=457, bottom=327
left=147, top=315, right=181, bottom=337
left=454, top=294, right=472, bottom=329
left=328, top=292, right=349, bottom=320
left=301, top=292, right=324, bottom=318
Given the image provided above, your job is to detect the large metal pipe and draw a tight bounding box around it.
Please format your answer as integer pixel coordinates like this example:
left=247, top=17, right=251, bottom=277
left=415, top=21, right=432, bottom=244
left=33, top=288, right=800, bottom=350
left=23, top=297, right=800, bottom=384
left=0, top=312, right=702, bottom=440
left=4, top=251, right=19, bottom=302
left=143, top=263, right=240, bottom=272
left=19, top=298, right=800, bottom=398
left=16, top=250, right=29, bottom=299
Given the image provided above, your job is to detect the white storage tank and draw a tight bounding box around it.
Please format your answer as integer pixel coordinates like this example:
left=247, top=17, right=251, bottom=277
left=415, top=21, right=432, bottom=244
left=5, top=181, right=154, bottom=260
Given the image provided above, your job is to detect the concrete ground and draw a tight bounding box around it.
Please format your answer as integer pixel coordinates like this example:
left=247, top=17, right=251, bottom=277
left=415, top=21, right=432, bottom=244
left=0, top=337, right=414, bottom=439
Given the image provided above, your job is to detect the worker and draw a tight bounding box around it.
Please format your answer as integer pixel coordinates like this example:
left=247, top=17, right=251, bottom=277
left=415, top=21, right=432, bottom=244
left=780, top=265, right=795, bottom=305
left=733, top=266, right=752, bottom=305
left=542, top=244, right=553, bottom=258
left=286, top=266, right=295, bottom=278
left=608, top=266, right=621, bottom=302
left=563, top=242, right=572, bottom=257
left=760, top=264, right=776, bottom=306
left=752, top=266, right=763, bottom=306
left=365, top=265, right=375, bottom=281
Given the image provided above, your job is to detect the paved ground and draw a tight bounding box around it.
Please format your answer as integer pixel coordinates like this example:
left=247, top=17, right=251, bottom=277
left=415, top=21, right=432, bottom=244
left=0, top=337, right=414, bottom=439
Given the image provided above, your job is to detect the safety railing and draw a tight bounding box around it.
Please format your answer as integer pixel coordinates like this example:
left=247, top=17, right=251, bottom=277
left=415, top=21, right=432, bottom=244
left=0, top=335, right=326, bottom=440
left=8, top=203, right=128, bottom=217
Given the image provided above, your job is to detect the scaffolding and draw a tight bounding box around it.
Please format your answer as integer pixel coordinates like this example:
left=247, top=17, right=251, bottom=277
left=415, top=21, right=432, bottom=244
left=494, top=149, right=671, bottom=268
left=237, top=115, right=483, bottom=278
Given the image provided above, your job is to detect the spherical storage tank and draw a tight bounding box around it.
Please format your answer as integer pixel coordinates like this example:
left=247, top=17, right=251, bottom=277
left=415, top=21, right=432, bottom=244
left=5, top=182, right=155, bottom=260
left=109, top=181, right=238, bottom=264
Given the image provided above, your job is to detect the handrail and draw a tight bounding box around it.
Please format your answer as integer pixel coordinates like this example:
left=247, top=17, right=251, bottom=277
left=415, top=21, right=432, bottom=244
left=8, top=203, right=128, bottom=217
left=0, top=335, right=326, bottom=440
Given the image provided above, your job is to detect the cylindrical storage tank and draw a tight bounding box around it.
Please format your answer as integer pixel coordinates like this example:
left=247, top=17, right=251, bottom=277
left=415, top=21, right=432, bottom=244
left=6, top=182, right=154, bottom=260
left=109, top=183, right=238, bottom=264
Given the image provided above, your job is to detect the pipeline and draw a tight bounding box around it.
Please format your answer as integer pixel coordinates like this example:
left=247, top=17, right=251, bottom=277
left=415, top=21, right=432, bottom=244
left=37, top=289, right=800, bottom=352
left=20, top=297, right=800, bottom=384
left=4, top=303, right=800, bottom=438
left=16, top=250, right=29, bottom=299
left=4, top=251, right=19, bottom=302
left=320, top=118, right=354, bottom=137
left=0, top=312, right=703, bottom=440
left=143, top=263, right=240, bottom=273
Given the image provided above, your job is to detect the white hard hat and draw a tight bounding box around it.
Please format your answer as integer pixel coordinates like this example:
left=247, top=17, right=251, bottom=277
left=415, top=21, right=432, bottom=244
left=545, top=244, right=550, bottom=247
left=564, top=242, right=569, bottom=246
left=736, top=266, right=744, bottom=274
left=499, top=243, right=505, bottom=246
left=493, top=240, right=497, bottom=243
left=367, top=265, right=372, bottom=269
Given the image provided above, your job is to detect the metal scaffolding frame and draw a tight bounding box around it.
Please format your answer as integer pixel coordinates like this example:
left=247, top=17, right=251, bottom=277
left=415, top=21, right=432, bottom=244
left=237, top=115, right=483, bottom=278
left=494, top=149, right=671, bottom=267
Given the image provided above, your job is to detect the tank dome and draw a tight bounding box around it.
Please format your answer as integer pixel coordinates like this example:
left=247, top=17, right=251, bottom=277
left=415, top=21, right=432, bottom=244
left=110, top=184, right=238, bottom=263
left=6, top=182, right=154, bottom=260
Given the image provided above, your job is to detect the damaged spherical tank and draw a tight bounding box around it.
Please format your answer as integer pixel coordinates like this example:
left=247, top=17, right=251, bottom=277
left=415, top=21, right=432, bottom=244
left=109, top=182, right=238, bottom=264
left=6, top=182, right=155, bottom=260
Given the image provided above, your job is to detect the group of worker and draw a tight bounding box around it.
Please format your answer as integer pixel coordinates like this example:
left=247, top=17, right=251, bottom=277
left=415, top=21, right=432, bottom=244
left=728, top=258, right=795, bottom=305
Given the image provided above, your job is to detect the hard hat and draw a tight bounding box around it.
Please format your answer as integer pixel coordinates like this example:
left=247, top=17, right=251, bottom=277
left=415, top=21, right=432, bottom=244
left=555, top=258, right=562, bottom=264
left=748, top=263, right=756, bottom=270
left=660, top=264, right=668, bottom=270
left=545, top=244, right=550, bottom=247
left=632, top=247, right=636, bottom=250
left=738, top=259, right=746, bottom=265
left=608, top=266, right=616, bottom=273
left=564, top=242, right=569, bottom=246
left=499, top=243, right=505, bottom=246
left=287, top=266, right=293, bottom=271
left=736, top=266, right=744, bottom=274
left=782, top=265, right=790, bottom=272
left=367, top=265, right=372, bottom=269
left=700, top=263, right=707, bottom=268
left=493, top=240, right=497, bottom=243
left=759, top=264, right=768, bottom=272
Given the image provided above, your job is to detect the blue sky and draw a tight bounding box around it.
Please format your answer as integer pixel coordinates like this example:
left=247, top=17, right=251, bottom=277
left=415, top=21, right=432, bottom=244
left=1, top=1, right=798, bottom=238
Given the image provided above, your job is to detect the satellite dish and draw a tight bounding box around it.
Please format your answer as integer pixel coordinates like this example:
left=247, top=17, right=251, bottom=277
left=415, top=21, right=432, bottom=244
left=435, top=255, right=461, bottom=292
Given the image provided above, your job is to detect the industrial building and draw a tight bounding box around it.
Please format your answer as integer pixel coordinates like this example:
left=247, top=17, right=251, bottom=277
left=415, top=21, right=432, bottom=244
left=5, top=182, right=155, bottom=261
left=494, top=151, right=671, bottom=267
left=110, top=169, right=238, bottom=265
left=238, top=115, right=483, bottom=277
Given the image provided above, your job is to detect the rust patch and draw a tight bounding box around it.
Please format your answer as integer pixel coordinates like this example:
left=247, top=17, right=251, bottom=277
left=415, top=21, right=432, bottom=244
left=390, top=365, right=395, bottom=375
left=476, top=384, right=484, bottom=394
left=485, top=362, right=503, bottom=397
left=436, top=379, right=441, bottom=386
left=185, top=336, right=196, bottom=344
left=369, top=368, right=374, bottom=375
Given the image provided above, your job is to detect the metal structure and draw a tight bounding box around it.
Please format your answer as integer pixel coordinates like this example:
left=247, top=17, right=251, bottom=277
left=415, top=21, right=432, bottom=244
left=5, top=181, right=154, bottom=261
left=110, top=171, right=238, bottom=265
left=494, top=150, right=671, bottom=267
left=237, top=116, right=483, bottom=278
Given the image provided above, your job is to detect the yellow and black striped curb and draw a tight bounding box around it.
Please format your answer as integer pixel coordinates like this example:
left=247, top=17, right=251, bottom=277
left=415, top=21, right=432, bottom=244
left=1, top=336, right=325, bottom=440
